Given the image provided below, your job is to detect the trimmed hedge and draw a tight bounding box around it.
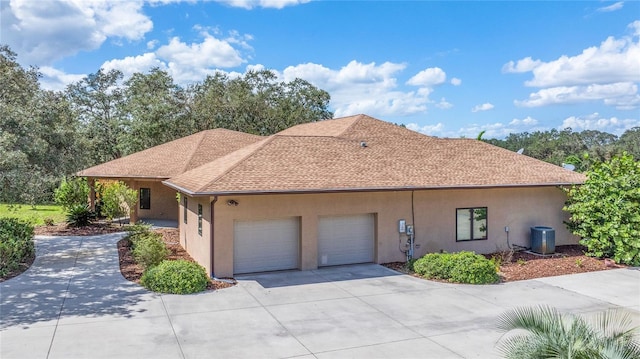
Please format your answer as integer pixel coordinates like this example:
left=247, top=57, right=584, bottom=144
left=140, top=260, right=209, bottom=294
left=413, top=251, right=499, bottom=284
left=0, top=218, right=35, bottom=277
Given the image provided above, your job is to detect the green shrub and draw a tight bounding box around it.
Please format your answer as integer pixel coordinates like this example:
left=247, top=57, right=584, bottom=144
left=125, top=222, right=152, bottom=240
left=413, top=252, right=455, bottom=279
left=405, top=258, right=418, bottom=272
left=54, top=177, right=89, bottom=210
left=66, top=204, right=96, bottom=227
left=448, top=251, right=500, bottom=284
left=101, top=181, right=138, bottom=222
left=413, top=251, right=499, bottom=284
left=140, top=260, right=209, bottom=294
left=132, top=232, right=168, bottom=269
left=0, top=218, right=35, bottom=277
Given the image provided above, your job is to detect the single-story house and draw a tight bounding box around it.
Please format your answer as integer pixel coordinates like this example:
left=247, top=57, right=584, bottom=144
left=155, top=114, right=586, bottom=278
left=77, top=129, right=264, bottom=222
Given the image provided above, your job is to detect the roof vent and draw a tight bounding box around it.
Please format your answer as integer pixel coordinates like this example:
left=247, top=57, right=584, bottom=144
left=360, top=141, right=368, bottom=148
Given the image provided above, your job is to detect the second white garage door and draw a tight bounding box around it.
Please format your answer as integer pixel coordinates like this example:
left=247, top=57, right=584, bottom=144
left=234, top=217, right=299, bottom=274
left=318, top=214, right=375, bottom=267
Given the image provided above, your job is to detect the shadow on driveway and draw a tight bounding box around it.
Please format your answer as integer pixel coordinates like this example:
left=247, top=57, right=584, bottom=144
left=0, top=233, right=156, bottom=330
left=236, top=263, right=403, bottom=289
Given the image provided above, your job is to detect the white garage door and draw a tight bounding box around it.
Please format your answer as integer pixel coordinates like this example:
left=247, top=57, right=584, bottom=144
left=318, top=214, right=375, bottom=267
left=234, top=217, right=299, bottom=274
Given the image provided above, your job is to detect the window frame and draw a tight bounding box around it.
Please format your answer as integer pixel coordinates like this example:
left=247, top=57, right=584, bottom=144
left=197, top=204, right=202, bottom=236
left=183, top=196, right=188, bottom=224
left=139, top=188, right=151, bottom=210
left=456, top=207, right=488, bottom=242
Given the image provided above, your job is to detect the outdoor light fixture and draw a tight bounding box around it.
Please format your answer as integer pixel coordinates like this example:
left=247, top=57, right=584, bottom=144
left=227, top=200, right=239, bottom=206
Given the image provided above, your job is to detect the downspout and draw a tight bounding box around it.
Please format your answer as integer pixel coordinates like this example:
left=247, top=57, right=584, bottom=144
left=210, top=196, right=218, bottom=278
left=409, top=190, right=416, bottom=260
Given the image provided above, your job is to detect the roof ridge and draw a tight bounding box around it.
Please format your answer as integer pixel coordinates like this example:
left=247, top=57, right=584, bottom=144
left=195, top=135, right=277, bottom=192
left=180, top=131, right=208, bottom=174
left=335, top=114, right=366, bottom=138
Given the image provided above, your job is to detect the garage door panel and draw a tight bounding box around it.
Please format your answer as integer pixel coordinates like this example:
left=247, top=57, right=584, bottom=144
left=234, top=218, right=299, bottom=274
left=318, top=214, right=374, bottom=267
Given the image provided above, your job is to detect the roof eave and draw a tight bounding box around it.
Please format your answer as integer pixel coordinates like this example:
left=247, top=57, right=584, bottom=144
left=78, top=173, right=171, bottom=180
left=166, top=181, right=583, bottom=197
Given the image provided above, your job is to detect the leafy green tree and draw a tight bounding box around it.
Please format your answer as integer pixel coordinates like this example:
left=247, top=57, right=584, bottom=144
left=486, top=128, right=621, bottom=172
left=618, top=127, right=640, bottom=159
left=497, top=305, right=640, bottom=359
left=563, top=153, right=640, bottom=265
left=54, top=177, right=89, bottom=210
left=121, top=68, right=191, bottom=154
left=1, top=45, right=85, bottom=204
left=190, top=69, right=332, bottom=135
left=101, top=181, right=138, bottom=224
left=66, top=69, right=127, bottom=165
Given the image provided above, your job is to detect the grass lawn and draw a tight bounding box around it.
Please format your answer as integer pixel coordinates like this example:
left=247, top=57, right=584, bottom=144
left=0, top=203, right=66, bottom=226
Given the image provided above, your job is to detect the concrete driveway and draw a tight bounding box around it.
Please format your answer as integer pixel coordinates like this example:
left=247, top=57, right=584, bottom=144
left=1, top=233, right=639, bottom=359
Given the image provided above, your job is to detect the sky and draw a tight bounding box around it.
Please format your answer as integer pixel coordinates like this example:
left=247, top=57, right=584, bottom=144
left=1, top=0, right=639, bottom=139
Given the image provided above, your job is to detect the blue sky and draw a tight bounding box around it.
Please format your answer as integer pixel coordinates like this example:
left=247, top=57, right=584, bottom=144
left=2, top=0, right=639, bottom=138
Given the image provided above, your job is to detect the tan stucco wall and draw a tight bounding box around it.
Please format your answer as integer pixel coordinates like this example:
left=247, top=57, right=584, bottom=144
left=413, top=187, right=576, bottom=255
left=130, top=180, right=178, bottom=221
left=179, top=196, right=212, bottom=274
left=178, top=186, right=578, bottom=278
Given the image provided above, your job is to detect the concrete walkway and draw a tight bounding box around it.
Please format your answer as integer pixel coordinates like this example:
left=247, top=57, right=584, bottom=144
left=1, top=234, right=638, bottom=359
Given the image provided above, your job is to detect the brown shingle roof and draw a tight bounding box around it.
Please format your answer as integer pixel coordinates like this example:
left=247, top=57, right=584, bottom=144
left=164, top=114, right=586, bottom=195
left=77, top=129, right=264, bottom=179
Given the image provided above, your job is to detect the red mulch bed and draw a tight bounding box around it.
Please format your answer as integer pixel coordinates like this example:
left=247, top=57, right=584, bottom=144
left=383, top=245, right=625, bottom=283
left=118, top=228, right=235, bottom=291
left=34, top=222, right=124, bottom=236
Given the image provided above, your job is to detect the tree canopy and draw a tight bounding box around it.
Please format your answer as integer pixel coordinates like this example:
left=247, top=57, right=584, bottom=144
left=563, top=153, right=640, bottom=266
left=0, top=45, right=333, bottom=203
left=1, top=43, right=638, bottom=204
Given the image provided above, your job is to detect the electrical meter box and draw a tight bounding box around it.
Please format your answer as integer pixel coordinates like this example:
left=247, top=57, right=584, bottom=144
left=398, top=220, right=406, bottom=233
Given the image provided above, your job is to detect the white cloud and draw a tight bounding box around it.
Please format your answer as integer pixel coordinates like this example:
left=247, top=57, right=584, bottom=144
left=450, top=77, right=461, bottom=86
left=515, top=82, right=638, bottom=109
left=471, top=103, right=494, bottom=112
left=508, top=21, right=640, bottom=110
left=2, top=0, right=153, bottom=65
left=435, top=97, right=453, bottom=109
left=457, top=116, right=545, bottom=139
left=101, top=53, right=168, bottom=79
left=38, top=66, right=86, bottom=91
left=406, top=67, right=446, bottom=87
left=283, top=61, right=440, bottom=117
left=147, top=40, right=159, bottom=50
left=502, top=56, right=542, bottom=73
left=509, top=116, right=538, bottom=127
left=597, top=1, right=623, bottom=12
left=99, top=29, right=252, bottom=84
left=405, top=116, right=544, bottom=139
left=157, top=34, right=245, bottom=68
left=215, top=0, right=310, bottom=9
left=523, top=35, right=639, bottom=87
left=406, top=122, right=445, bottom=136
left=560, top=113, right=640, bottom=135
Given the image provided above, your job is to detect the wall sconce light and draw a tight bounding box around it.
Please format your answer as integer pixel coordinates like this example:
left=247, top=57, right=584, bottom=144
left=227, top=199, right=239, bottom=206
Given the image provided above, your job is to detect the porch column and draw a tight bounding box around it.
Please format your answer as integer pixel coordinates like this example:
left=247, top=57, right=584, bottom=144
left=88, top=177, right=96, bottom=211
left=128, top=180, right=139, bottom=224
